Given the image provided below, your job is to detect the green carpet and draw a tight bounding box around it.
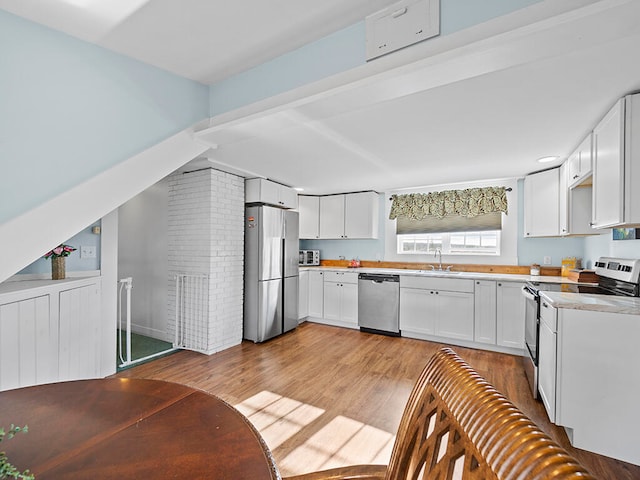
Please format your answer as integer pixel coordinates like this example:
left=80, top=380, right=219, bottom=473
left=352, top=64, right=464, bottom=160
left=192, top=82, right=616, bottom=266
left=117, top=331, right=174, bottom=371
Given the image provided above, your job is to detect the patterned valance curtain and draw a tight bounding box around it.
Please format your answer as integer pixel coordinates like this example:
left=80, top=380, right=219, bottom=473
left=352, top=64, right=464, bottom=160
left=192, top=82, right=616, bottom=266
left=389, top=186, right=509, bottom=234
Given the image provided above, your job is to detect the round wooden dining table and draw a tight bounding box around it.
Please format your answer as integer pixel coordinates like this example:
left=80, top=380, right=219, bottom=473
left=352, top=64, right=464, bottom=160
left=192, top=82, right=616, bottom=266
left=0, top=378, right=280, bottom=479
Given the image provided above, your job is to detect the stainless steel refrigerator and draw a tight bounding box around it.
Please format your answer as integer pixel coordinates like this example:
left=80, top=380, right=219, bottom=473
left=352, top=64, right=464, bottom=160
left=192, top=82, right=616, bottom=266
left=244, top=205, right=299, bottom=342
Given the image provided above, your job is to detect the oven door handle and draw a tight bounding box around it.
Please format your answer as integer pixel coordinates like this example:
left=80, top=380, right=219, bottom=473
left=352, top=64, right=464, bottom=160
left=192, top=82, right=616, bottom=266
left=521, top=285, right=537, bottom=302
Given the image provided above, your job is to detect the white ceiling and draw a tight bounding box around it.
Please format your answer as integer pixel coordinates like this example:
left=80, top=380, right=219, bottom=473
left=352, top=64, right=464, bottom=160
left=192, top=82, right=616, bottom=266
left=3, top=0, right=640, bottom=196
left=194, top=0, right=640, bottom=194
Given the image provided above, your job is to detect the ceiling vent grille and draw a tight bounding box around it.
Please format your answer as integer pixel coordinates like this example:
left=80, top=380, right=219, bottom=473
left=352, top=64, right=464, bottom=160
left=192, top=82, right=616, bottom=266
left=366, top=0, right=440, bottom=61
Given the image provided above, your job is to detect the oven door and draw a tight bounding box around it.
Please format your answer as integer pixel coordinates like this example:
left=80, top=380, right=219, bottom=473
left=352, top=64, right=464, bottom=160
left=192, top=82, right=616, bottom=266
left=521, top=284, right=540, bottom=398
left=522, top=285, right=539, bottom=362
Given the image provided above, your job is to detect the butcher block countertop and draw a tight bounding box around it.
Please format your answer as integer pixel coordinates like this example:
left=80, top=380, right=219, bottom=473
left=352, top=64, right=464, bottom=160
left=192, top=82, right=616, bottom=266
left=300, top=265, right=581, bottom=285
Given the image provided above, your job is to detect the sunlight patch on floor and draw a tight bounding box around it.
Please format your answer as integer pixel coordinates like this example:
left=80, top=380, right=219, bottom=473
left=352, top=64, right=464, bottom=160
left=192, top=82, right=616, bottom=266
left=278, top=415, right=395, bottom=475
left=235, top=391, right=325, bottom=450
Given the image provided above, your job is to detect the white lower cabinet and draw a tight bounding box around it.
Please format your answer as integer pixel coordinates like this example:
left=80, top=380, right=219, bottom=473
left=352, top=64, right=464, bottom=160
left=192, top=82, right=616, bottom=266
left=537, top=303, right=640, bottom=465
left=0, top=295, right=53, bottom=391
left=298, top=270, right=309, bottom=321
left=58, top=283, right=101, bottom=382
left=308, top=271, right=324, bottom=319
left=473, top=280, right=497, bottom=344
left=435, top=290, right=474, bottom=340
left=0, top=278, right=102, bottom=392
left=496, top=281, right=525, bottom=349
left=399, top=288, right=436, bottom=335
left=399, top=276, right=474, bottom=342
left=538, top=299, right=557, bottom=423
left=322, top=272, right=358, bottom=328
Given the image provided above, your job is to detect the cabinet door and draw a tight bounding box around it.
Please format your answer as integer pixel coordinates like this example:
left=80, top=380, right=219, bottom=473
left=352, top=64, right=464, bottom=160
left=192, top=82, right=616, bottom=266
left=59, top=284, right=101, bottom=382
left=592, top=98, right=625, bottom=228
left=524, top=168, right=560, bottom=237
left=496, top=282, right=525, bottom=349
left=298, top=270, right=309, bottom=320
left=0, top=296, right=53, bottom=391
left=323, top=282, right=342, bottom=321
left=279, top=185, right=299, bottom=209
left=568, top=134, right=593, bottom=188
left=344, top=192, right=379, bottom=239
left=558, top=162, right=569, bottom=236
left=399, top=288, right=436, bottom=335
left=538, top=316, right=557, bottom=423
left=319, top=195, right=345, bottom=238
left=474, top=280, right=496, bottom=344
left=436, top=291, right=474, bottom=341
left=308, top=271, right=324, bottom=318
left=340, top=283, right=359, bottom=326
left=299, top=196, right=320, bottom=239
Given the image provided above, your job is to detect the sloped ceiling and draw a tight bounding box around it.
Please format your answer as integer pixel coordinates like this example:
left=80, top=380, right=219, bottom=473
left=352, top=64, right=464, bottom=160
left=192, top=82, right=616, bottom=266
left=0, top=0, right=400, bottom=83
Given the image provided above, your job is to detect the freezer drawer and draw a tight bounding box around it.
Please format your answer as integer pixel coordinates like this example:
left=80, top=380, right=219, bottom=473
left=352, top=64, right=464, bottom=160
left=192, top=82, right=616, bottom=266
left=358, top=273, right=400, bottom=334
left=244, top=278, right=283, bottom=343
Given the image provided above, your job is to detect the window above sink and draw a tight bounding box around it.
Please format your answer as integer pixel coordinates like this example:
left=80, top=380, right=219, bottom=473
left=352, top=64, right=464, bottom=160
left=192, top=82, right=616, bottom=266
left=398, top=231, right=501, bottom=256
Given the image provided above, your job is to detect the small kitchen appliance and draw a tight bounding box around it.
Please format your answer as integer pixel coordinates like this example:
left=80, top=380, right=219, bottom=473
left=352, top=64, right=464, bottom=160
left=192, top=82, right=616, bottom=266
left=299, top=249, right=320, bottom=266
left=522, top=256, right=640, bottom=398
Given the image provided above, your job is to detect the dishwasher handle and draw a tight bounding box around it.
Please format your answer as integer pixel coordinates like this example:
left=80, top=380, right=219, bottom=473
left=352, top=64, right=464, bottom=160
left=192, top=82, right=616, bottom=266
left=358, top=273, right=400, bottom=282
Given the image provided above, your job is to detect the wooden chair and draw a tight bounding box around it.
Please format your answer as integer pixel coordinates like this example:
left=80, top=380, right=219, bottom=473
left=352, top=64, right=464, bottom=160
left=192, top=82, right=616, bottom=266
left=284, top=347, right=595, bottom=480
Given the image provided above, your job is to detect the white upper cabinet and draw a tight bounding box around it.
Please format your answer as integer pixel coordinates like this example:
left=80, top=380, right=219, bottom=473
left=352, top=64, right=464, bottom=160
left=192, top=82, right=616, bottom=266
left=559, top=161, right=597, bottom=237
left=344, top=192, right=379, bottom=239
left=567, top=134, right=593, bottom=188
left=318, top=192, right=379, bottom=239
left=319, top=195, right=345, bottom=238
left=524, top=168, right=560, bottom=237
left=298, top=196, right=320, bottom=239
left=592, top=94, right=640, bottom=228
left=245, top=178, right=298, bottom=209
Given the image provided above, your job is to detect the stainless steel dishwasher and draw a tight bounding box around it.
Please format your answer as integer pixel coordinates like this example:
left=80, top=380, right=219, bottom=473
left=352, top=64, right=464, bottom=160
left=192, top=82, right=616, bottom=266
left=358, top=273, right=400, bottom=335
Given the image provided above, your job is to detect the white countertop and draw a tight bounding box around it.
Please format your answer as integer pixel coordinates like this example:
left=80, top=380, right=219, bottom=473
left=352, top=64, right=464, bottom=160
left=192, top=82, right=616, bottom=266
left=540, top=290, right=640, bottom=315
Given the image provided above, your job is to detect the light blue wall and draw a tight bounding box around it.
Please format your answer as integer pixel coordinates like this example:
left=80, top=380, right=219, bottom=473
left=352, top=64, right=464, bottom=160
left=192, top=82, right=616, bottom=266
left=439, top=0, right=541, bottom=35
left=18, top=222, right=102, bottom=274
left=210, top=23, right=366, bottom=116
left=0, top=9, right=209, bottom=226
left=209, top=0, right=542, bottom=116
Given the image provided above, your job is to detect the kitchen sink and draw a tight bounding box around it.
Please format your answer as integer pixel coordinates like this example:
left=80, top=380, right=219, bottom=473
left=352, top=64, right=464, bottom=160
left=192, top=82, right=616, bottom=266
left=417, top=270, right=461, bottom=275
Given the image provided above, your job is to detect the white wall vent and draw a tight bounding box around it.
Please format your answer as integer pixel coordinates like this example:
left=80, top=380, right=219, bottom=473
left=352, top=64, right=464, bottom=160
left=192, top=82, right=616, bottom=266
left=366, top=0, right=440, bottom=61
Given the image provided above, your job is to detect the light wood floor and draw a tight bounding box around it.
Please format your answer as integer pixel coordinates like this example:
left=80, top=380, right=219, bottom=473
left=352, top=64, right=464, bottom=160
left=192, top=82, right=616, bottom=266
left=116, top=322, right=639, bottom=479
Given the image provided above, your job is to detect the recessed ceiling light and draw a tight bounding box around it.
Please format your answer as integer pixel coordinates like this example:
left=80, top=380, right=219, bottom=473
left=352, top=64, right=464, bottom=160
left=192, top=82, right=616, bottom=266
left=294, top=187, right=304, bottom=192
left=537, top=156, right=560, bottom=163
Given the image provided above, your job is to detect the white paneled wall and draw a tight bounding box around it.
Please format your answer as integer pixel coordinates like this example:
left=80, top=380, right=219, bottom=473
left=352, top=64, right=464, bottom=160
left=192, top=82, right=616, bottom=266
left=168, top=169, right=245, bottom=354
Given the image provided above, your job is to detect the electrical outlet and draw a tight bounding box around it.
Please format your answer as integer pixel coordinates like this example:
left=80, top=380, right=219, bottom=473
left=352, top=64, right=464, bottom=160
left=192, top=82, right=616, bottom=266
left=80, top=245, right=96, bottom=259
left=543, top=256, right=552, bottom=265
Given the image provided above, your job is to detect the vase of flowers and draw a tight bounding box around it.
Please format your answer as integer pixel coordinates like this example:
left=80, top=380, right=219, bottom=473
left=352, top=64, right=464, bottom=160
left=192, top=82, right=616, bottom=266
left=44, top=244, right=76, bottom=280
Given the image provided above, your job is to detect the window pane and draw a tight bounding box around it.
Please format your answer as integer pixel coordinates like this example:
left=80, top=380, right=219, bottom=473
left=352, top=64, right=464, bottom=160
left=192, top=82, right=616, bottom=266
left=398, top=231, right=500, bottom=255
left=466, top=235, right=481, bottom=247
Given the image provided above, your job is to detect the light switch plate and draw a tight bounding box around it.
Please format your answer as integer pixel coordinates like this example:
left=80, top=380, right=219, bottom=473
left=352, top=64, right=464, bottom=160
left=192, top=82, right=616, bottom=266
left=80, top=245, right=96, bottom=259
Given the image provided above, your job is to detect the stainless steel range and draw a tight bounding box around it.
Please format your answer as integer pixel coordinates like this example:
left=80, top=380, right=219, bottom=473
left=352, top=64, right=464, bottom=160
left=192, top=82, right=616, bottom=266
left=522, top=256, right=640, bottom=398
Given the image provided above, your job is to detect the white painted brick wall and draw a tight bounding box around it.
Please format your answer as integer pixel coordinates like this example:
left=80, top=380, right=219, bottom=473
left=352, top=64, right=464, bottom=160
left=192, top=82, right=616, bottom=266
left=167, top=169, right=244, bottom=354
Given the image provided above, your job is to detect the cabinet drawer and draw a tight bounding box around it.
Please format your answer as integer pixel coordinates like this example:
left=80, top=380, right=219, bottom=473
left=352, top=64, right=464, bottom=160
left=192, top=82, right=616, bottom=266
left=540, top=297, right=557, bottom=331
left=400, top=276, right=474, bottom=293
left=324, top=271, right=358, bottom=284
